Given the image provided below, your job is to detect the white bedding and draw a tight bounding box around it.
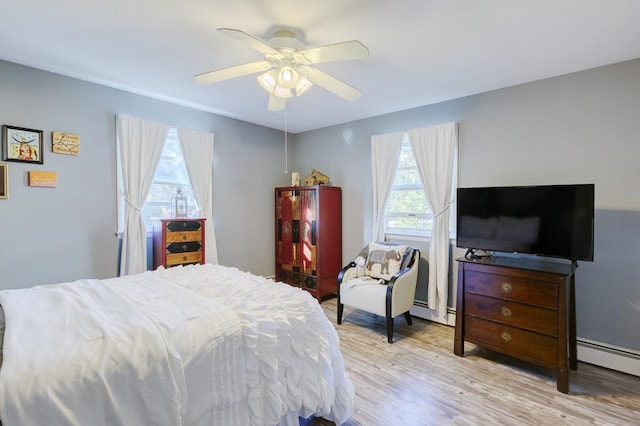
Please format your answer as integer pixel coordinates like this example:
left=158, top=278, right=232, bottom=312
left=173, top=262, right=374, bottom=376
left=0, top=264, right=354, bottom=426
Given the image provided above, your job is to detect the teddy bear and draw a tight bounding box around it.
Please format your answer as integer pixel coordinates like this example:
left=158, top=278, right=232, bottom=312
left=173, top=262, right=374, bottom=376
left=354, top=255, right=367, bottom=278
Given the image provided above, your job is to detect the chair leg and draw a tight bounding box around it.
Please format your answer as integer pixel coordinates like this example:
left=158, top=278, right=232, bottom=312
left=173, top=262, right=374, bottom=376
left=404, top=311, right=413, bottom=325
left=386, top=316, right=394, bottom=343
left=337, top=302, right=344, bottom=325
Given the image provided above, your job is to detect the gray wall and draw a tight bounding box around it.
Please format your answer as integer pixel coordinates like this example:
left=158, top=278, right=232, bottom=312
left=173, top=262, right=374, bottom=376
left=0, top=59, right=289, bottom=289
left=1, top=57, right=639, bottom=352
left=293, top=59, right=640, bottom=351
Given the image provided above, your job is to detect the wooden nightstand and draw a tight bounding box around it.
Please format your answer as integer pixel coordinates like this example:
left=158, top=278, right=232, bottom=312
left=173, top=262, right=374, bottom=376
left=153, top=218, right=206, bottom=269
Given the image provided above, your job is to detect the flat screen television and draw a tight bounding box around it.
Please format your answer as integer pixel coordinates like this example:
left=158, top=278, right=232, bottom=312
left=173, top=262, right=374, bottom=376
left=456, top=184, right=594, bottom=261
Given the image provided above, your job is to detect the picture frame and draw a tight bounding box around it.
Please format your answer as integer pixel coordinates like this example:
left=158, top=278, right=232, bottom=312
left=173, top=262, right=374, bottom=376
left=0, top=163, right=7, bottom=199
left=52, top=131, right=80, bottom=156
left=2, top=125, right=44, bottom=164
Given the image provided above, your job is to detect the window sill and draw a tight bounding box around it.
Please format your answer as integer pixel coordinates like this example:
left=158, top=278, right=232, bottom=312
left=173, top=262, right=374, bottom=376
left=385, top=232, right=431, bottom=242
left=384, top=232, right=457, bottom=243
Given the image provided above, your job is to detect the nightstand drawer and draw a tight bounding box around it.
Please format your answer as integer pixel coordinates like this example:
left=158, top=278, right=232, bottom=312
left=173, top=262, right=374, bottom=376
left=464, top=315, right=557, bottom=367
left=167, top=220, right=202, bottom=232
left=167, top=241, right=202, bottom=253
left=465, top=293, right=557, bottom=336
left=166, top=251, right=203, bottom=266
left=165, top=230, right=202, bottom=243
left=465, top=270, right=557, bottom=308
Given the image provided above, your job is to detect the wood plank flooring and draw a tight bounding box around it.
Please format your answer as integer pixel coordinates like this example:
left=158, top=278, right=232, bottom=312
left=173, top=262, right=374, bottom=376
left=311, top=299, right=640, bottom=425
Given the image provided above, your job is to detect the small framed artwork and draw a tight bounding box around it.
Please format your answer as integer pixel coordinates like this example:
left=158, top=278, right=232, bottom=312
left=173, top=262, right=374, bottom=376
left=2, top=125, right=44, bottom=164
left=0, top=163, right=7, bottom=199
left=28, top=170, right=57, bottom=188
left=52, top=131, right=80, bottom=156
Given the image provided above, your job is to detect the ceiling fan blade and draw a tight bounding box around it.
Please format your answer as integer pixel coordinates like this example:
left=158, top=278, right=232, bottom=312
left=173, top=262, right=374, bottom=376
left=298, top=40, right=369, bottom=64
left=218, top=28, right=280, bottom=55
left=303, top=66, right=362, bottom=101
left=268, top=95, right=286, bottom=111
left=194, top=60, right=271, bottom=85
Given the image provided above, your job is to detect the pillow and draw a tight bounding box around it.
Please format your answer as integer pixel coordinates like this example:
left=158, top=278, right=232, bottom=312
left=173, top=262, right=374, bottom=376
left=365, top=242, right=407, bottom=280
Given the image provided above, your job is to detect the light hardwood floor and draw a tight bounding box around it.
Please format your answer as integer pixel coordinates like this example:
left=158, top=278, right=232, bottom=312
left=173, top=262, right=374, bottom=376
left=312, top=299, right=640, bottom=425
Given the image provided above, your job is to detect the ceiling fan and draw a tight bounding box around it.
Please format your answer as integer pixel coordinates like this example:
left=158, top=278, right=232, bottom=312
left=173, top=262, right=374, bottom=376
left=194, top=27, right=369, bottom=111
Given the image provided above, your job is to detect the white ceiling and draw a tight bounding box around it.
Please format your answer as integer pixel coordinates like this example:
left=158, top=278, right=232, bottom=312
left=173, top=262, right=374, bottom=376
left=2, top=1, right=640, bottom=133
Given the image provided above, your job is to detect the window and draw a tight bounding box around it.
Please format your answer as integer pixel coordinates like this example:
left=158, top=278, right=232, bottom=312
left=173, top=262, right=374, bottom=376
left=384, top=137, right=431, bottom=236
left=143, top=128, right=195, bottom=225
left=384, top=136, right=457, bottom=238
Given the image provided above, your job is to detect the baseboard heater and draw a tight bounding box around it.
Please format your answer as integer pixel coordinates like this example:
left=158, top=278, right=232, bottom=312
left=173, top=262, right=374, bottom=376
left=577, top=338, right=640, bottom=377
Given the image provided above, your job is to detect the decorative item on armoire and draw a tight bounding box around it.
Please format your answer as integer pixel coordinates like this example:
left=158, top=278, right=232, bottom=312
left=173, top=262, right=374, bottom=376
left=303, top=168, right=330, bottom=186
left=291, top=172, right=300, bottom=186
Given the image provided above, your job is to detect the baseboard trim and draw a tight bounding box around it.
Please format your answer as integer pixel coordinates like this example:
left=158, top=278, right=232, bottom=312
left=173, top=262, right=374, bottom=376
left=577, top=338, right=640, bottom=377
left=410, top=305, right=639, bottom=377
left=410, top=302, right=456, bottom=326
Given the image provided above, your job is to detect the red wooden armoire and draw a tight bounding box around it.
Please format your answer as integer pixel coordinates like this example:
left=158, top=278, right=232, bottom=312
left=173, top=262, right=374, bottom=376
left=275, top=185, right=342, bottom=302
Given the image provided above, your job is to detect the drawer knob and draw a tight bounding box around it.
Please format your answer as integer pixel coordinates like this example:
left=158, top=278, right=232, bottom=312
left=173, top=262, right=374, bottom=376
left=501, top=306, right=512, bottom=317
left=501, top=331, right=512, bottom=342
left=182, top=234, right=187, bottom=240
left=182, top=244, right=188, bottom=250
left=182, top=255, right=187, bottom=261
left=501, top=282, right=513, bottom=293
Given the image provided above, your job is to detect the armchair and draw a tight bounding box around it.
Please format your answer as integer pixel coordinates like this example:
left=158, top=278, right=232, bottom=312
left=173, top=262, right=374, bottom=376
left=337, top=242, right=420, bottom=343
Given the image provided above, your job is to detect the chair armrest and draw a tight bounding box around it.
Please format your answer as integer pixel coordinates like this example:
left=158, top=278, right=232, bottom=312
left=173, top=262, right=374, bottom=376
left=386, top=251, right=420, bottom=316
left=337, top=261, right=357, bottom=284
left=387, top=265, right=413, bottom=290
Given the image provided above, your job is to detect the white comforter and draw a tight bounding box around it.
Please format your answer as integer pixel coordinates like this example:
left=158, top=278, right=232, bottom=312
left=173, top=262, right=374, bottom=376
left=0, top=264, right=354, bottom=426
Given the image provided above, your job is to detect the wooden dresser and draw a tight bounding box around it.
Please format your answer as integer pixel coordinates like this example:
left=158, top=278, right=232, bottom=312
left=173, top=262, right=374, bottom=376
left=153, top=218, right=206, bottom=269
left=454, top=256, right=577, bottom=393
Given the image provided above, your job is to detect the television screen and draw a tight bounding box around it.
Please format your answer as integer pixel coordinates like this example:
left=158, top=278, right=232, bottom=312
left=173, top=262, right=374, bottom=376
left=456, top=184, right=594, bottom=261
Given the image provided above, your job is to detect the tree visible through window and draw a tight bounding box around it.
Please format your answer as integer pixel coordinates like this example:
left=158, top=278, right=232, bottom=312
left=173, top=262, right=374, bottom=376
left=143, top=128, right=195, bottom=224
left=384, top=138, right=433, bottom=236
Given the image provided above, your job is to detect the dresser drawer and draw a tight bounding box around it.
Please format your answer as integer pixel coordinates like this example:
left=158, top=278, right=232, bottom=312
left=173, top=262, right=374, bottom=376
left=465, top=270, right=558, bottom=308
left=464, top=315, right=557, bottom=367
left=465, top=293, right=557, bottom=336
left=165, top=230, right=202, bottom=243
left=167, top=220, right=202, bottom=232
left=167, top=241, right=201, bottom=253
left=166, top=251, right=203, bottom=266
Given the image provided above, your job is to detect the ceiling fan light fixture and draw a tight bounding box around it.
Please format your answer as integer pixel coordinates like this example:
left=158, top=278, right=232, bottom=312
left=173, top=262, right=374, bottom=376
left=294, top=77, right=313, bottom=96
left=257, top=70, right=292, bottom=99
left=196, top=27, right=370, bottom=111
left=280, top=67, right=294, bottom=82
left=277, top=66, right=300, bottom=89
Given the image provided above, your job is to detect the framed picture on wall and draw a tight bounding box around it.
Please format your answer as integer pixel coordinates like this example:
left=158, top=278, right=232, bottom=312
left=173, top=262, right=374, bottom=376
left=0, top=163, right=7, bottom=199
left=2, top=125, right=44, bottom=164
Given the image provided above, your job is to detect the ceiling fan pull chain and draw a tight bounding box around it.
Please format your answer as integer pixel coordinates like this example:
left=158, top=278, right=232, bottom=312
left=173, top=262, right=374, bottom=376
left=284, top=108, right=288, bottom=174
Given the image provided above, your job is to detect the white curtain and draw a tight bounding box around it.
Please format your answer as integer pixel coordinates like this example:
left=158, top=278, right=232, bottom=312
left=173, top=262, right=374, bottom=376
left=117, top=114, right=169, bottom=276
left=408, top=122, right=458, bottom=318
left=371, top=132, right=404, bottom=242
left=177, top=127, right=218, bottom=264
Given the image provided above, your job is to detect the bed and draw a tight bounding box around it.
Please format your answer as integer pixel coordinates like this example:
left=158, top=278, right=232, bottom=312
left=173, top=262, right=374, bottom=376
left=0, top=264, right=354, bottom=426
